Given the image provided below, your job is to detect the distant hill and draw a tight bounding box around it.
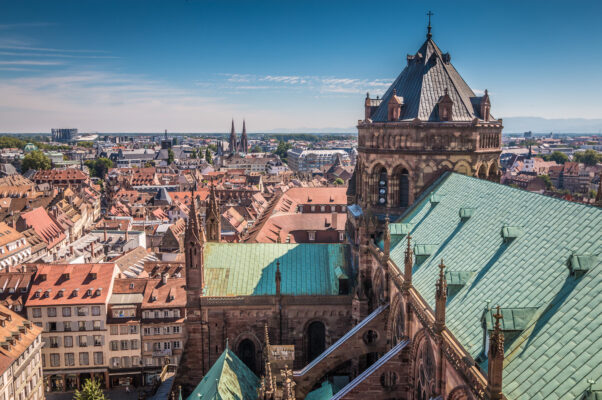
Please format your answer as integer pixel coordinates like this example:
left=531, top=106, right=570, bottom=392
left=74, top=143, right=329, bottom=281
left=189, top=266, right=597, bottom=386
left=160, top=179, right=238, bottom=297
left=502, top=117, right=602, bottom=134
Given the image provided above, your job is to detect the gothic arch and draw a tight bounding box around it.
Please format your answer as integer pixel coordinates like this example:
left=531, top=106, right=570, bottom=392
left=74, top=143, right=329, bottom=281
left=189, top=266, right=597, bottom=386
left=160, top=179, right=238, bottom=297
left=303, top=319, right=328, bottom=364
left=391, top=164, right=412, bottom=208
left=370, top=164, right=389, bottom=207
left=453, top=160, right=472, bottom=176
left=386, top=294, right=406, bottom=347
left=409, top=329, right=437, bottom=400
left=477, top=163, right=489, bottom=179
left=438, top=160, right=453, bottom=172
left=233, top=331, right=263, bottom=374
left=372, top=267, right=386, bottom=306
left=488, top=162, right=500, bottom=181
left=447, top=386, right=474, bottom=400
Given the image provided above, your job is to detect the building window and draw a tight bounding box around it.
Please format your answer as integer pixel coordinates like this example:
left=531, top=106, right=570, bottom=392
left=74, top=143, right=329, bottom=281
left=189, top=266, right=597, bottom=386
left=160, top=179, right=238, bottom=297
left=64, top=353, right=74, bottom=367
left=311, top=205, right=315, bottom=212
left=331, top=206, right=336, bottom=212
left=91, top=306, right=101, bottom=316
left=154, top=311, right=160, bottom=318
left=308, top=231, right=316, bottom=241
left=164, top=326, right=170, bottom=334
left=94, top=336, right=102, bottom=346
left=48, top=322, right=57, bottom=332
left=78, top=336, right=87, bottom=347
left=173, top=341, right=181, bottom=349
left=174, top=310, right=180, bottom=318
left=64, top=336, right=73, bottom=348
left=163, top=342, right=171, bottom=350
left=173, top=326, right=180, bottom=334
left=32, top=308, right=41, bottom=318
left=77, top=307, right=88, bottom=316
left=47, top=308, right=56, bottom=317
left=154, top=327, right=161, bottom=335
left=93, top=321, right=101, bottom=331
left=79, top=352, right=89, bottom=366
left=321, top=206, right=325, bottom=212
left=93, top=352, right=103, bottom=366
left=78, top=321, right=86, bottom=331
left=339, top=231, right=344, bottom=242
left=49, top=354, right=60, bottom=367
left=120, top=340, right=129, bottom=350
left=129, top=326, right=138, bottom=334
left=164, top=310, right=169, bottom=318
left=120, top=326, right=128, bottom=335
left=131, top=340, right=139, bottom=350
left=143, top=328, right=151, bottom=336
left=110, top=325, right=118, bottom=335
left=110, top=341, right=118, bottom=351
left=49, top=337, right=59, bottom=348
left=62, top=307, right=71, bottom=317
left=64, top=321, right=71, bottom=332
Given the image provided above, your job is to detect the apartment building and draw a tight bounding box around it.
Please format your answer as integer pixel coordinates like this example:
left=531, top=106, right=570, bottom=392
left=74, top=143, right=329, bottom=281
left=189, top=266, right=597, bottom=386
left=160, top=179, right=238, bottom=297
left=140, top=274, right=185, bottom=385
left=25, top=263, right=118, bottom=392
left=106, top=279, right=145, bottom=388
left=0, top=305, right=44, bottom=400
left=0, top=223, right=32, bottom=270
left=286, top=148, right=350, bottom=172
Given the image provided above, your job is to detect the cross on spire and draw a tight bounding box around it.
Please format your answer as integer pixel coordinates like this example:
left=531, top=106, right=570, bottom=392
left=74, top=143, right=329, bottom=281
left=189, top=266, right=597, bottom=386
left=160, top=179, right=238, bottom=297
left=427, top=10, right=434, bottom=39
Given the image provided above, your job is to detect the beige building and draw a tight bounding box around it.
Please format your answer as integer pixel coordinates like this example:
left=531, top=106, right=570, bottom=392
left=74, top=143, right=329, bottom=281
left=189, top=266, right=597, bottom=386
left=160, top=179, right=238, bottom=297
left=25, top=263, right=118, bottom=392
left=0, top=304, right=44, bottom=400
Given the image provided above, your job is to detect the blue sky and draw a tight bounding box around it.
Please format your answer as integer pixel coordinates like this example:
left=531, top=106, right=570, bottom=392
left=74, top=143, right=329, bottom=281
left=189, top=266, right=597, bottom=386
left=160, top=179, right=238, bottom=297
left=1, top=0, right=601, bottom=133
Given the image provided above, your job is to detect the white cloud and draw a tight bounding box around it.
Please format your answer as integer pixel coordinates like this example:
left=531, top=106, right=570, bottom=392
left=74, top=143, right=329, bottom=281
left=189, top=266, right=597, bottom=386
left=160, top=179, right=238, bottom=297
left=0, top=60, right=63, bottom=66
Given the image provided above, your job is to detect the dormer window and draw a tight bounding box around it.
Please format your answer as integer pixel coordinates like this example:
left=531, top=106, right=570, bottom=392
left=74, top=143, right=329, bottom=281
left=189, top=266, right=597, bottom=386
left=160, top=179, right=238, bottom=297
left=95, top=288, right=102, bottom=296
left=89, top=273, right=97, bottom=280
left=72, top=289, right=79, bottom=297
left=480, top=89, right=491, bottom=121
left=387, top=89, right=403, bottom=121
left=438, top=88, right=453, bottom=121
left=57, top=289, right=64, bottom=298
left=86, top=289, right=93, bottom=296
left=34, top=290, right=40, bottom=298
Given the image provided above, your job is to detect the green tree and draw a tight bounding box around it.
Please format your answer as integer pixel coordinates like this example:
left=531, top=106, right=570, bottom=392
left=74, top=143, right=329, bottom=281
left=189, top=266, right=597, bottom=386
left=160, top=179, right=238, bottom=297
left=542, top=151, right=569, bottom=164
left=85, top=158, right=113, bottom=179
left=199, top=147, right=205, bottom=160
left=77, top=141, right=94, bottom=148
left=205, top=148, right=213, bottom=164
left=573, top=150, right=601, bottom=166
left=167, top=149, right=175, bottom=165
left=21, top=150, right=51, bottom=172
left=190, top=149, right=197, bottom=159
left=539, top=174, right=554, bottom=190
left=73, top=379, right=108, bottom=400
left=0, top=136, right=26, bottom=149
left=250, top=145, right=262, bottom=153
left=334, top=178, right=344, bottom=185
left=274, top=141, right=292, bottom=162
left=144, top=160, right=155, bottom=168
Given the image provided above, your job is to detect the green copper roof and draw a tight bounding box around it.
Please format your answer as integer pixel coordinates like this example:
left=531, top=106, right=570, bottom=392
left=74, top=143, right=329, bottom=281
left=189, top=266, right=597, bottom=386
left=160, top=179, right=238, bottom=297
left=305, top=381, right=334, bottom=400
left=387, top=172, right=602, bottom=400
left=186, top=348, right=259, bottom=400
left=203, top=243, right=349, bottom=296
left=389, top=223, right=413, bottom=235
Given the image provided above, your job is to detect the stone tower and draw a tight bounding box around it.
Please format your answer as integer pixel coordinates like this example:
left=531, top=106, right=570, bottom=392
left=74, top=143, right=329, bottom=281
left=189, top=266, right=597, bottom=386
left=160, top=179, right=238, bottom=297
left=239, top=120, right=249, bottom=153
left=205, top=181, right=221, bottom=242
left=229, top=119, right=237, bottom=155
left=178, top=189, right=207, bottom=391
left=349, top=25, right=502, bottom=216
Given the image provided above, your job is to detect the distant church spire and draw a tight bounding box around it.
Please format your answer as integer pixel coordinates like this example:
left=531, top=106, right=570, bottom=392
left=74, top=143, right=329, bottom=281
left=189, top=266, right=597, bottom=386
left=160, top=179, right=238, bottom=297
left=239, top=120, right=249, bottom=153
left=229, top=119, right=237, bottom=155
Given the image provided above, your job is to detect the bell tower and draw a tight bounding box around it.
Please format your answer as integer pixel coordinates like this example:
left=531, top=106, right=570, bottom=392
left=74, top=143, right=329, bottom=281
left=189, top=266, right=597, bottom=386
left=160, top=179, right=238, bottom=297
left=185, top=189, right=205, bottom=306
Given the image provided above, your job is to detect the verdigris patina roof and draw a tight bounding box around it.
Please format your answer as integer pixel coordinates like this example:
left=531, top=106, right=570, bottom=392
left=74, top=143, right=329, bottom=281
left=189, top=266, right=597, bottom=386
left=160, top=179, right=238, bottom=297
left=186, top=348, right=259, bottom=400
left=203, top=243, right=349, bottom=297
left=385, top=172, right=602, bottom=399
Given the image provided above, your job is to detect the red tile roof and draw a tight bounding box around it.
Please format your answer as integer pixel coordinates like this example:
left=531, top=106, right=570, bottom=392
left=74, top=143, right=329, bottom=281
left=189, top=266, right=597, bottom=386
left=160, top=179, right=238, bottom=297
left=142, top=277, right=185, bottom=309
left=32, top=168, right=87, bottom=182
left=18, top=207, right=65, bottom=249
left=0, top=304, right=42, bottom=374
left=25, top=263, right=117, bottom=306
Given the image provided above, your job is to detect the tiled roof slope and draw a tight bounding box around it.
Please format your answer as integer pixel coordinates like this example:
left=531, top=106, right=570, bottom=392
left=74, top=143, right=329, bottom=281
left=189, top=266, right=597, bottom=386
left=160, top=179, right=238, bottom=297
left=386, top=172, right=602, bottom=399
left=186, top=348, right=259, bottom=400
left=203, top=243, right=348, bottom=296
left=371, top=38, right=488, bottom=122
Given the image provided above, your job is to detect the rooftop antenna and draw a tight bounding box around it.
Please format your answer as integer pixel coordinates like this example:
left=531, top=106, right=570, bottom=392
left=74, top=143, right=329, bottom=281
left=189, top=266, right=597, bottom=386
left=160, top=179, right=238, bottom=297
left=426, top=10, right=434, bottom=40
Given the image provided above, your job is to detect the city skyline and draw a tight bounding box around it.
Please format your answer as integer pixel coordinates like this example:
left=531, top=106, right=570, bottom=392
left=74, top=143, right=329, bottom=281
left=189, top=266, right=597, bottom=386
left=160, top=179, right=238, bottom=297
left=1, top=0, right=602, bottom=133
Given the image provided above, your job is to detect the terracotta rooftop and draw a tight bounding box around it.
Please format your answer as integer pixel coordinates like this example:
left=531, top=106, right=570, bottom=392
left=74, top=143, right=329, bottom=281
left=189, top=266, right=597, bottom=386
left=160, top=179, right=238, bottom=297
left=18, top=207, right=65, bottom=249
left=32, top=168, right=87, bottom=182
left=142, top=277, right=186, bottom=309
left=25, top=263, right=117, bottom=306
left=0, top=304, right=42, bottom=374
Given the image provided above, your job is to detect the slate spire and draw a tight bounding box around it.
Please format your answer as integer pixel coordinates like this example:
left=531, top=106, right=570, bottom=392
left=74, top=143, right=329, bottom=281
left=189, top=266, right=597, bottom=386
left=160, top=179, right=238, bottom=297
left=229, top=119, right=237, bottom=155
left=239, top=119, right=249, bottom=153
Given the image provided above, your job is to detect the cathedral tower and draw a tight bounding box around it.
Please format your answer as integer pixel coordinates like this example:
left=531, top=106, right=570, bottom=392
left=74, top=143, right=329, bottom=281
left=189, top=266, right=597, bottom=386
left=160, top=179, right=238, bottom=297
left=229, top=119, right=237, bottom=155
left=205, top=181, right=221, bottom=242
left=185, top=189, right=205, bottom=304
left=239, top=120, right=249, bottom=153
left=349, top=23, right=502, bottom=216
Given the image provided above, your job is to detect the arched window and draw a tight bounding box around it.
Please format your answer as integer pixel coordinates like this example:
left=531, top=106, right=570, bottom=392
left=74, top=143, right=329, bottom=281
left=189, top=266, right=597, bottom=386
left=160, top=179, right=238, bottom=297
left=399, top=169, right=410, bottom=207
left=306, top=321, right=326, bottom=363
left=477, top=164, right=488, bottom=179
left=237, top=339, right=257, bottom=374
left=415, top=339, right=436, bottom=400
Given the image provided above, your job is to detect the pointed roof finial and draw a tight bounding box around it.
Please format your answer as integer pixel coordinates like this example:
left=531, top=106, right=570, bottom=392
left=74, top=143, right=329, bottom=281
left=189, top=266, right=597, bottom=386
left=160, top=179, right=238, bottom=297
left=426, top=10, right=434, bottom=40
left=493, top=305, right=503, bottom=331
left=225, top=337, right=229, bottom=350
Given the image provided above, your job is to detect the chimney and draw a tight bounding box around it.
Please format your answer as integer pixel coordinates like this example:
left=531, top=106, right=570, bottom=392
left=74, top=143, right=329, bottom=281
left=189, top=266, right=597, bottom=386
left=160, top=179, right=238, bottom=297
left=331, top=212, right=338, bottom=230
left=162, top=273, right=168, bottom=285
